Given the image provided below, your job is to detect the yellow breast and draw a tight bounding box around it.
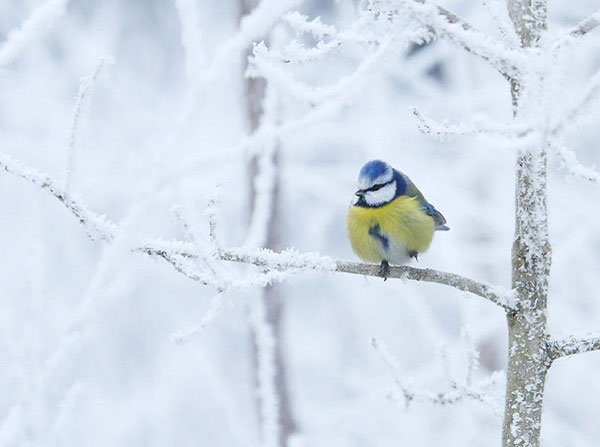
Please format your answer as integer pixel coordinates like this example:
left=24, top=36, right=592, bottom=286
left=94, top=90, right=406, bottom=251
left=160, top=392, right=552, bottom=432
left=346, top=196, right=435, bottom=264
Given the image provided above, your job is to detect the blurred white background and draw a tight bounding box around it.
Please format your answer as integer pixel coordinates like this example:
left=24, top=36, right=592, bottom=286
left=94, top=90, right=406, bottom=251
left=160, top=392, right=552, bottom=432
left=1, top=0, right=599, bottom=445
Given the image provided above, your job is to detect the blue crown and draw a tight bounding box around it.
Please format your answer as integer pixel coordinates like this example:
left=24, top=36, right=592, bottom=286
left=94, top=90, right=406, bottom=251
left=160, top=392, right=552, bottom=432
left=358, top=160, right=390, bottom=182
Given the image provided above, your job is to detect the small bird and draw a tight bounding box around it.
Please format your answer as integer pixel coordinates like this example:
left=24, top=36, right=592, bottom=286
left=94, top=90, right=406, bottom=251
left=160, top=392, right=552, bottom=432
left=346, top=160, right=448, bottom=279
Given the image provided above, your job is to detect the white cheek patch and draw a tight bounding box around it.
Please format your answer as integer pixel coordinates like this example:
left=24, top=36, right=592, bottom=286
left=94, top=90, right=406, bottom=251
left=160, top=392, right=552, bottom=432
left=365, top=181, right=396, bottom=206
left=358, top=166, right=393, bottom=190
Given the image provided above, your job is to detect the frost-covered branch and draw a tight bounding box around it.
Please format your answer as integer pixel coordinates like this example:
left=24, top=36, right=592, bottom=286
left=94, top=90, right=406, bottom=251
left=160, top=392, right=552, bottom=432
left=482, top=0, right=521, bottom=48
left=248, top=32, right=399, bottom=106
left=550, top=143, right=600, bottom=183
left=167, top=0, right=302, bottom=156
left=185, top=0, right=300, bottom=91
left=0, top=151, right=117, bottom=240
left=568, top=10, right=600, bottom=38
left=65, top=56, right=113, bottom=195
left=283, top=11, right=338, bottom=40
left=0, top=149, right=513, bottom=312
left=372, top=336, right=503, bottom=414
left=547, top=333, right=600, bottom=360
left=335, top=259, right=514, bottom=310
left=411, top=107, right=533, bottom=141
left=250, top=0, right=522, bottom=111
left=374, top=0, right=523, bottom=79
left=146, top=242, right=514, bottom=311
left=0, top=0, right=70, bottom=67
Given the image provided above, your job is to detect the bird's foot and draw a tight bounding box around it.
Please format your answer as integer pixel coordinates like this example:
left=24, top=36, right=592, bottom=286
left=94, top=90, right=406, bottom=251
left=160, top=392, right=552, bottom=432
left=409, top=250, right=418, bottom=262
left=379, top=260, right=390, bottom=281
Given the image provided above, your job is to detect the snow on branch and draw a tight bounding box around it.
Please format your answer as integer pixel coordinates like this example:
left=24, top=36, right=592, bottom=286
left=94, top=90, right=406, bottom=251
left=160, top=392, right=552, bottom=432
left=567, top=9, right=600, bottom=38
left=411, top=107, right=533, bottom=142
left=250, top=0, right=524, bottom=110
left=248, top=33, right=398, bottom=105
left=171, top=291, right=229, bottom=343
left=0, top=151, right=117, bottom=240
left=547, top=333, right=600, bottom=360
left=65, top=56, right=114, bottom=195
left=0, top=0, right=70, bottom=67
left=0, top=150, right=514, bottom=312
left=278, top=0, right=525, bottom=79
left=190, top=0, right=300, bottom=85
left=371, top=0, right=523, bottom=79
left=481, top=0, right=521, bottom=48
left=279, top=10, right=380, bottom=63
left=550, top=143, right=600, bottom=184
left=334, top=259, right=515, bottom=311
left=173, top=0, right=301, bottom=136
left=145, top=240, right=515, bottom=312
left=283, top=11, right=338, bottom=40
left=372, top=335, right=503, bottom=414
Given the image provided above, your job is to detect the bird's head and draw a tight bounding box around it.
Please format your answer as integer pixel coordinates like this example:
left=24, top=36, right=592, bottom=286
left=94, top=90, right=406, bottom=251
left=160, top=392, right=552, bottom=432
left=353, top=160, right=400, bottom=207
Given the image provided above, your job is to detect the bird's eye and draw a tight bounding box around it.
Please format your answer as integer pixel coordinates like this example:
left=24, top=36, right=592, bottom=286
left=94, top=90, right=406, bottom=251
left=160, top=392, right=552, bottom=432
left=370, top=184, right=384, bottom=191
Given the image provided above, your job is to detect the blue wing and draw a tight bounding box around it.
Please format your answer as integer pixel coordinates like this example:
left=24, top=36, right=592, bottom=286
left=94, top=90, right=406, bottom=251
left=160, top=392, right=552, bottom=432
left=399, top=171, right=449, bottom=231
left=421, top=202, right=449, bottom=231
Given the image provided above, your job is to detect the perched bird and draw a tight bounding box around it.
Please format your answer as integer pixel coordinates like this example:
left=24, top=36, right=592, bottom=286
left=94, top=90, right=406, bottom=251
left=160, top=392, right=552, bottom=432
left=346, top=160, right=448, bottom=279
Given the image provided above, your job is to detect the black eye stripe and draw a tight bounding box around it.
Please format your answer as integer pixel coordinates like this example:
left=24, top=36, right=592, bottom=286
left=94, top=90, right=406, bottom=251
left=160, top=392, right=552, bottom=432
left=366, top=179, right=393, bottom=192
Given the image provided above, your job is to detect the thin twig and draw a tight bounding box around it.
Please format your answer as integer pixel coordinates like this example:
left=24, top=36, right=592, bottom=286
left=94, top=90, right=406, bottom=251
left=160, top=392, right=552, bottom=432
left=66, top=56, right=113, bottom=195
left=0, top=151, right=116, bottom=240
left=411, top=107, right=533, bottom=141
left=372, top=337, right=503, bottom=414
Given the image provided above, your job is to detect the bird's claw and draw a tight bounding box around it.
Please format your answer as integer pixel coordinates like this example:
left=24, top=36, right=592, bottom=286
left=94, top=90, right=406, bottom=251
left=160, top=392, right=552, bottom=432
left=379, top=260, right=390, bottom=281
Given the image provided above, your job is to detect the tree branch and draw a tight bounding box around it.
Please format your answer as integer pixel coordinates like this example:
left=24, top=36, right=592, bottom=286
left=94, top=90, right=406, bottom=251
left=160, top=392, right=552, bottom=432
left=0, top=150, right=514, bottom=312
left=568, top=10, right=600, bottom=37
left=0, top=151, right=117, bottom=241
left=547, top=334, right=600, bottom=361
left=141, top=241, right=514, bottom=311
left=392, top=0, right=523, bottom=80
left=411, top=107, right=534, bottom=141
left=335, top=260, right=514, bottom=311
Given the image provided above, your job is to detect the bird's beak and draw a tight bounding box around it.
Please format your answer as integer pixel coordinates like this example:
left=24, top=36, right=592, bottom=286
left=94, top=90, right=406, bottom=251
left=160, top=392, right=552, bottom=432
left=355, top=190, right=365, bottom=197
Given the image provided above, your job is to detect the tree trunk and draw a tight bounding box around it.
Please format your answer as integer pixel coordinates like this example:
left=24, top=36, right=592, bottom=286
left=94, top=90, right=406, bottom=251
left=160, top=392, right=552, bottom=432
left=247, top=148, right=297, bottom=445
left=239, top=1, right=296, bottom=445
left=503, top=2, right=551, bottom=446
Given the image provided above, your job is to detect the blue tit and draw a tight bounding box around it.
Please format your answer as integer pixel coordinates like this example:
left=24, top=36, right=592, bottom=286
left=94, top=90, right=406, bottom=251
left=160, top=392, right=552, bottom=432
left=346, top=160, right=448, bottom=279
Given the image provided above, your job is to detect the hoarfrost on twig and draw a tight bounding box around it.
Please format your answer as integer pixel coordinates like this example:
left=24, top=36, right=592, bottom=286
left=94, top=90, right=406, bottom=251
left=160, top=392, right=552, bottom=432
left=65, top=56, right=114, bottom=196
left=372, top=333, right=504, bottom=416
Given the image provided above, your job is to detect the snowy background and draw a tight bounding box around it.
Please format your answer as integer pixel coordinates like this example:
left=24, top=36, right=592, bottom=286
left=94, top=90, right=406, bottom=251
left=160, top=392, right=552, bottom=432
left=1, top=0, right=599, bottom=446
